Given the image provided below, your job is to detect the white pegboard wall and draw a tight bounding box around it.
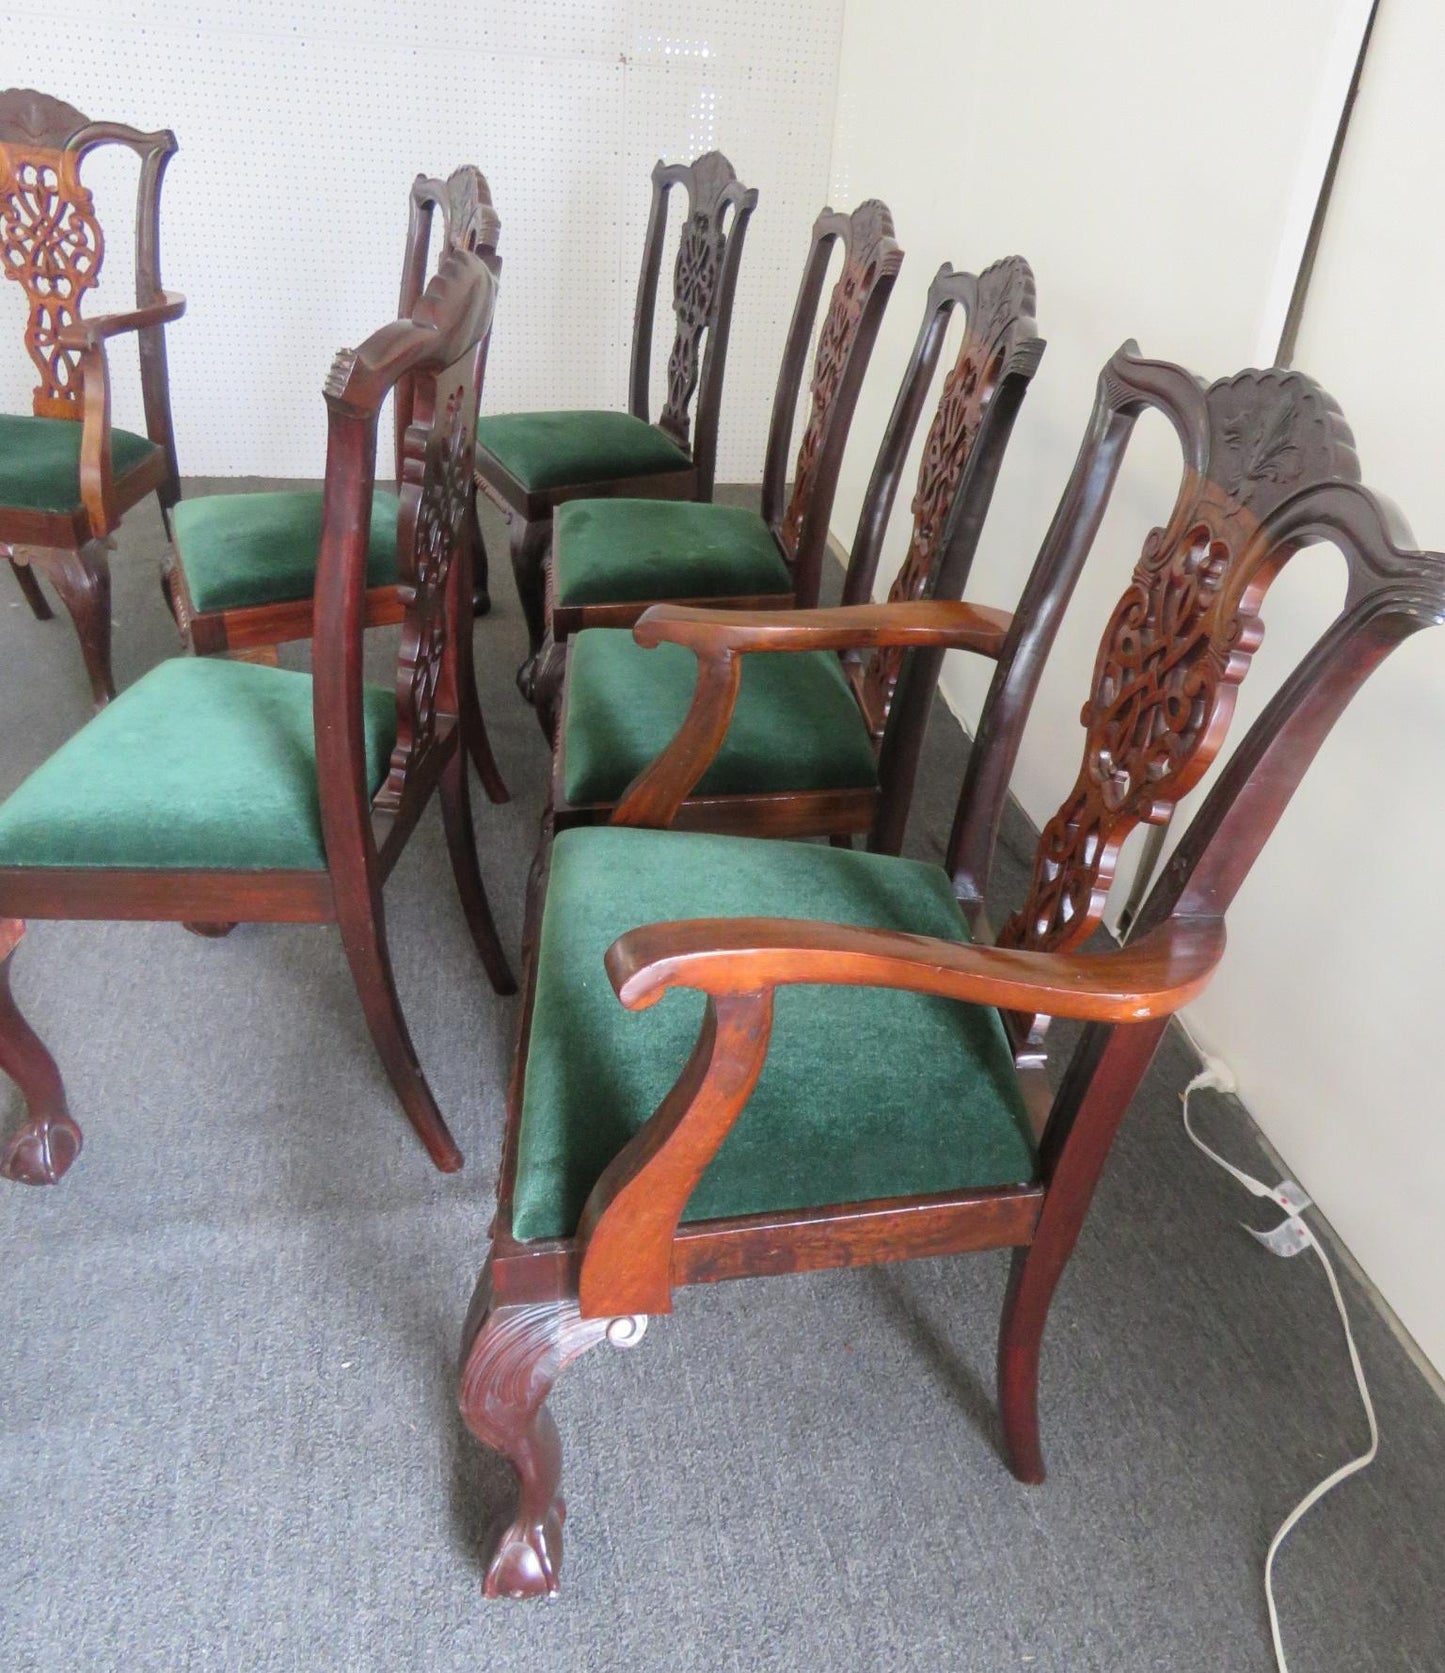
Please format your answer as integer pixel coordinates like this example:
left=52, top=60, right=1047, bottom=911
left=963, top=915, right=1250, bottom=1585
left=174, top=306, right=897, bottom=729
left=0, top=1, right=845, bottom=480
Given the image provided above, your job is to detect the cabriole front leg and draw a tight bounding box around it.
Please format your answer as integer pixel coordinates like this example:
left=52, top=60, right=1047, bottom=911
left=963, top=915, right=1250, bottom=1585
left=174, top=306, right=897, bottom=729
left=29, top=540, right=115, bottom=707
left=0, top=921, right=83, bottom=1186
left=509, top=517, right=552, bottom=695
left=459, top=1259, right=646, bottom=1599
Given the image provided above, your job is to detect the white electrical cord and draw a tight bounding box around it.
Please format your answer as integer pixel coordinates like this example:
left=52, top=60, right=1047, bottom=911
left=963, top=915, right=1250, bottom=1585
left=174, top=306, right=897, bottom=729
left=1180, top=1069, right=1380, bottom=1673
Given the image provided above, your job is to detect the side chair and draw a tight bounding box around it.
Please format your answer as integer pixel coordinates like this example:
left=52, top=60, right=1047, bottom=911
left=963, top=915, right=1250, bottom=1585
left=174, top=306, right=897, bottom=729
left=163, top=165, right=507, bottom=799
left=458, top=343, right=1445, bottom=1598
left=549, top=256, right=1043, bottom=853
left=526, top=198, right=905, bottom=725
left=0, top=245, right=515, bottom=1187
left=0, top=87, right=184, bottom=706
left=474, top=152, right=758, bottom=667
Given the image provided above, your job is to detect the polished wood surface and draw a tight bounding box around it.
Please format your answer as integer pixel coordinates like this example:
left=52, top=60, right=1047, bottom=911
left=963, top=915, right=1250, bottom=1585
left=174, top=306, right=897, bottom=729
left=0, top=87, right=184, bottom=704
left=0, top=247, right=516, bottom=1187
left=462, top=340, right=1445, bottom=1598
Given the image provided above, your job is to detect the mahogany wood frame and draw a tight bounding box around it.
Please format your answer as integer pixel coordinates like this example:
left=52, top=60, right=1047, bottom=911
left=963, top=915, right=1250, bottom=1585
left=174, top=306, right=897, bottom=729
left=164, top=165, right=507, bottom=796
left=473, top=152, right=758, bottom=669
left=548, top=257, right=1043, bottom=853
left=526, top=198, right=905, bottom=723
left=0, top=247, right=517, bottom=1187
left=0, top=88, right=184, bottom=705
left=459, top=342, right=1445, bottom=1598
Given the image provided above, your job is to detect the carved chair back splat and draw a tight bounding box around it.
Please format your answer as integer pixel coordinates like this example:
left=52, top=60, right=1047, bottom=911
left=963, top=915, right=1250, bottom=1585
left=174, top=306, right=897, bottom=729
left=459, top=340, right=1445, bottom=1599
left=759, top=198, right=904, bottom=610
left=551, top=256, right=1043, bottom=856
left=630, top=151, right=759, bottom=500
left=0, top=245, right=515, bottom=1189
left=0, top=87, right=184, bottom=705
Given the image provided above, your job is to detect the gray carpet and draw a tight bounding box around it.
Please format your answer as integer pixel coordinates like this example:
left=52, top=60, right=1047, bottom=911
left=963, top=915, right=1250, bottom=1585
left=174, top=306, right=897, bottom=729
left=1, top=482, right=1441, bottom=1673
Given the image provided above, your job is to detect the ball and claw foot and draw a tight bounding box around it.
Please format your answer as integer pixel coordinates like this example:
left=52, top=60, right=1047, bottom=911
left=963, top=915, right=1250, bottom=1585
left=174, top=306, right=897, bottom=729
left=484, top=1499, right=566, bottom=1600
left=0, top=1111, right=83, bottom=1185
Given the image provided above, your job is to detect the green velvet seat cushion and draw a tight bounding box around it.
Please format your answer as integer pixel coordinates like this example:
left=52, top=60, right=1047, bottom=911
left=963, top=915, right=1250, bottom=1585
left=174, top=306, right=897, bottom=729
left=0, top=658, right=396, bottom=871
left=0, top=413, right=159, bottom=513
left=562, top=627, right=879, bottom=804
left=513, top=825, right=1037, bottom=1241
left=475, top=410, right=690, bottom=493
left=552, top=497, right=793, bottom=609
left=171, top=488, right=401, bottom=614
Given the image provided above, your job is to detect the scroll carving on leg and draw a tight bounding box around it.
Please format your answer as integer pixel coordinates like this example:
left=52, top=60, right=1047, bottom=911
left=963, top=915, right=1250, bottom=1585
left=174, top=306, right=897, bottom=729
left=0, top=920, right=83, bottom=1185
left=459, top=1260, right=646, bottom=1599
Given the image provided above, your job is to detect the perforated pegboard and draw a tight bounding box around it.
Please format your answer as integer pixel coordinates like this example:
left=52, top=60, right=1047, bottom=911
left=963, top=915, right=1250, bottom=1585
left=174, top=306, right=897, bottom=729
left=0, top=0, right=844, bottom=480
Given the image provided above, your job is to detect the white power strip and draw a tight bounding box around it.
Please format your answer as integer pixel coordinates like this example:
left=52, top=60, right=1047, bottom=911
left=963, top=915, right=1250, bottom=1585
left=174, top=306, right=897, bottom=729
left=1180, top=1068, right=1379, bottom=1673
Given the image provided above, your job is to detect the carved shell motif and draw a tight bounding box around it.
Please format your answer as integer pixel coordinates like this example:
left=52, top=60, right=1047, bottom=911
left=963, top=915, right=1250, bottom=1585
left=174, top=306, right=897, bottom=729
left=861, top=256, right=1037, bottom=729
left=0, top=141, right=104, bottom=415
left=780, top=200, right=896, bottom=558
left=440, top=164, right=498, bottom=256
left=382, top=378, right=475, bottom=806
left=1000, top=368, right=1358, bottom=956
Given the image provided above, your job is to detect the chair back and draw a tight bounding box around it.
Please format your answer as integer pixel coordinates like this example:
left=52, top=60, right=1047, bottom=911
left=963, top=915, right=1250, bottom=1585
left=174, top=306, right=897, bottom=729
left=833, top=257, right=1043, bottom=849
left=312, top=246, right=500, bottom=845
left=393, top=164, right=500, bottom=481
left=629, top=151, right=758, bottom=500
left=944, top=347, right=1445, bottom=993
left=0, top=87, right=175, bottom=424
left=759, top=199, right=904, bottom=607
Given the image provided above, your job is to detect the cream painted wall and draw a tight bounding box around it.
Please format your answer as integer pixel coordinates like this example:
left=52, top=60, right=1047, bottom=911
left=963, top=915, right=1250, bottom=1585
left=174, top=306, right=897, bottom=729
left=828, top=0, right=1445, bottom=1374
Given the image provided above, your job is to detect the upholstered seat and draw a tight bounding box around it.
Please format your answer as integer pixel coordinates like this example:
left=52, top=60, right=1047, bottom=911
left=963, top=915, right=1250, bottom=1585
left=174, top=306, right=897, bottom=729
left=561, top=627, right=879, bottom=804
left=0, top=414, right=159, bottom=513
left=171, top=488, right=401, bottom=614
left=513, top=825, right=1037, bottom=1241
left=552, top=497, right=793, bottom=609
left=0, top=657, right=396, bottom=872
left=475, top=410, right=691, bottom=494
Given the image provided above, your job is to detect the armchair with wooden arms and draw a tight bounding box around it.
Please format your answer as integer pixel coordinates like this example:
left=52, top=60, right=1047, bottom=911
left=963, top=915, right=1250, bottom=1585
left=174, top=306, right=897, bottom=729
left=522, top=197, right=904, bottom=721
left=0, top=245, right=514, bottom=1187
left=473, top=151, right=758, bottom=671
left=548, top=256, right=1043, bottom=854
left=457, top=342, right=1445, bottom=1598
left=0, top=87, right=184, bottom=706
left=163, top=164, right=507, bottom=799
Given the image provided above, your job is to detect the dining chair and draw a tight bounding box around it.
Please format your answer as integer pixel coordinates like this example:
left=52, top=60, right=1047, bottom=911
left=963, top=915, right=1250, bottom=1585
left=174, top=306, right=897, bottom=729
left=473, top=152, right=758, bottom=669
left=0, top=244, right=514, bottom=1186
left=525, top=198, right=904, bottom=725
left=0, top=87, right=184, bottom=706
left=548, top=256, right=1043, bottom=854
left=458, top=343, right=1445, bottom=1598
left=163, top=164, right=507, bottom=796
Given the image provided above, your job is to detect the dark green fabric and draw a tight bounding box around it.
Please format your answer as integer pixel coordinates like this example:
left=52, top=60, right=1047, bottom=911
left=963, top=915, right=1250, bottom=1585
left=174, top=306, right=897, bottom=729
left=563, top=627, right=879, bottom=804
left=0, top=413, right=159, bottom=513
left=0, top=658, right=396, bottom=871
left=553, top=497, right=792, bottom=608
left=513, top=826, right=1037, bottom=1242
left=475, top=410, right=689, bottom=492
left=171, top=488, right=401, bottom=614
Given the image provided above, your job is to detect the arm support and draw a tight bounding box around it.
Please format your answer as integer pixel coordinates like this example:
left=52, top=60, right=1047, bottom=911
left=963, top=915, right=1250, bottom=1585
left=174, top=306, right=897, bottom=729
left=609, top=599, right=1014, bottom=827
left=575, top=914, right=1225, bottom=1316
left=60, top=294, right=186, bottom=538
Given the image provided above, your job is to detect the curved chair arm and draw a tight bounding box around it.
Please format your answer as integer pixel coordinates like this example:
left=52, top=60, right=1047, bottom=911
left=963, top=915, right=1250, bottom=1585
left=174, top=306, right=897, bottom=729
left=577, top=915, right=1225, bottom=1316
left=610, top=599, right=1014, bottom=828
left=634, top=597, right=1014, bottom=656
left=56, top=291, right=187, bottom=348
left=607, top=915, right=1225, bottom=1020
left=58, top=293, right=187, bottom=539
